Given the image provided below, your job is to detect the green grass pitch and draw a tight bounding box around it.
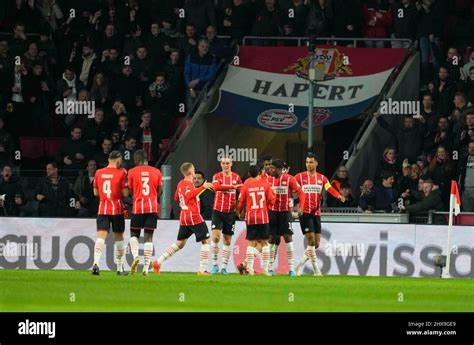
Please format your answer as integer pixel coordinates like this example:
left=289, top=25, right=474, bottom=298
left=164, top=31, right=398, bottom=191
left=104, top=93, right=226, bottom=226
left=0, top=270, right=472, bottom=312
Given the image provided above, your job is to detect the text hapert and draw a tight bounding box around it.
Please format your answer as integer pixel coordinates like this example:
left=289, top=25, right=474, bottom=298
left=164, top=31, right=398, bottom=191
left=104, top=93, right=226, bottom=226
left=252, top=80, right=364, bottom=100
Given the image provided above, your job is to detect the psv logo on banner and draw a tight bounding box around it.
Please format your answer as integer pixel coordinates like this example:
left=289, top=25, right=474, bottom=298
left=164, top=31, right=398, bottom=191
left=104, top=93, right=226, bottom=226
left=301, top=108, right=332, bottom=128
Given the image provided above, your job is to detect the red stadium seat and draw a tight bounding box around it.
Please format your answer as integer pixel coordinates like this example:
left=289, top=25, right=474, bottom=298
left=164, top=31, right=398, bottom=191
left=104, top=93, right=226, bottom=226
left=159, top=139, right=172, bottom=155
left=19, top=137, right=45, bottom=159
left=176, top=118, right=192, bottom=139
left=44, top=137, right=65, bottom=158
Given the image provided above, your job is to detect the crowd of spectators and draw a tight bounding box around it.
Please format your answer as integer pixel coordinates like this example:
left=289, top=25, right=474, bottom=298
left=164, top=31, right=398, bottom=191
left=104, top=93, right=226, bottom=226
left=327, top=89, right=474, bottom=218
left=0, top=0, right=473, bottom=219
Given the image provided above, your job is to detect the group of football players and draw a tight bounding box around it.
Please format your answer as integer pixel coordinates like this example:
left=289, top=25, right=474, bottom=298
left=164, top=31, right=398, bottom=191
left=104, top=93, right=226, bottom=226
left=90, top=150, right=344, bottom=276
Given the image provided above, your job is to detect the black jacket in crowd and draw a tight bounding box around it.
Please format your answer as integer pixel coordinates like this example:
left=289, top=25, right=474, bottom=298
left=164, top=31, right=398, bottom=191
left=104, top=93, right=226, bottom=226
left=405, top=189, right=445, bottom=224
left=145, top=32, right=170, bottom=66
left=0, top=175, right=26, bottom=216
left=359, top=184, right=399, bottom=212
left=184, top=0, right=217, bottom=34
left=425, top=161, right=457, bottom=209
left=56, top=138, right=92, bottom=171
left=199, top=188, right=214, bottom=220
left=73, top=174, right=98, bottom=217
left=226, top=1, right=254, bottom=40
left=0, top=128, right=15, bottom=167
left=377, top=116, right=426, bottom=163
left=416, top=0, right=445, bottom=38
left=423, top=129, right=455, bottom=157
left=332, top=0, right=362, bottom=38
left=34, top=176, right=77, bottom=217
left=392, top=1, right=418, bottom=39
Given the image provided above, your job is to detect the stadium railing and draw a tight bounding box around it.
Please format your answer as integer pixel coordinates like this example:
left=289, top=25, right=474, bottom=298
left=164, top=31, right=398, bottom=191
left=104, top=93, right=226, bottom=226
left=321, top=207, right=411, bottom=224
left=241, top=36, right=412, bottom=47
left=3, top=179, right=473, bottom=225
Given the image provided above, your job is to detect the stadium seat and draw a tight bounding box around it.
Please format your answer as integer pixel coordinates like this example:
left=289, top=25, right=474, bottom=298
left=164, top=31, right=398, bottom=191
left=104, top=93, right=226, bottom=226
left=159, top=139, right=172, bottom=156
left=18, top=137, right=45, bottom=159
left=44, top=137, right=65, bottom=158
left=175, top=118, right=192, bottom=139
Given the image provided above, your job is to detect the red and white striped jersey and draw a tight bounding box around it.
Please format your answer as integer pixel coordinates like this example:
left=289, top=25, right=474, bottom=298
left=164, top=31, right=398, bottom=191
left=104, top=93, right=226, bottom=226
left=238, top=178, right=275, bottom=225
left=212, top=171, right=242, bottom=213
left=94, top=167, right=127, bottom=215
left=128, top=165, right=162, bottom=214
left=174, top=179, right=205, bottom=226
left=294, top=171, right=340, bottom=216
left=267, top=174, right=301, bottom=212
left=141, top=127, right=153, bottom=162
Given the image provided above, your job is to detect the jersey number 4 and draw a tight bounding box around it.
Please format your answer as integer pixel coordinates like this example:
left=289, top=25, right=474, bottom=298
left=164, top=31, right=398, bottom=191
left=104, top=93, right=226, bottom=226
left=103, top=180, right=112, bottom=198
left=249, top=191, right=265, bottom=209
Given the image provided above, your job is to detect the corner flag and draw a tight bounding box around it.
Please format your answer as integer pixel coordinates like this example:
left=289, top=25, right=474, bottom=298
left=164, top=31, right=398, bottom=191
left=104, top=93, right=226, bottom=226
left=443, top=180, right=462, bottom=278
left=450, top=180, right=461, bottom=216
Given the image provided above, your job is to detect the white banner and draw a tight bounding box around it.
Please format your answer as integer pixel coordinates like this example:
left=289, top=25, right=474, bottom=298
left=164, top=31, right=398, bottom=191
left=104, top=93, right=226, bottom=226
left=0, top=218, right=472, bottom=278
left=221, top=65, right=393, bottom=107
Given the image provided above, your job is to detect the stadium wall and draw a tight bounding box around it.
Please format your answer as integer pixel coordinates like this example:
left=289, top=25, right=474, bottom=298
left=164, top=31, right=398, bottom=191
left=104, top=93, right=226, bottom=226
left=346, top=52, right=421, bottom=189
left=0, top=218, right=472, bottom=278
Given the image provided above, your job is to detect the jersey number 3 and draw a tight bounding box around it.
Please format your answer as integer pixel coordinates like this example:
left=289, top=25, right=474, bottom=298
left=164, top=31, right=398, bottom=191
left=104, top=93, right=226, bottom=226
left=141, top=177, right=150, bottom=196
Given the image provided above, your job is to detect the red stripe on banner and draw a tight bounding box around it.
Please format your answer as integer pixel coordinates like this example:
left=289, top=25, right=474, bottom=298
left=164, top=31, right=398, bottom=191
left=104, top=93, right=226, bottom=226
left=236, top=46, right=407, bottom=76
